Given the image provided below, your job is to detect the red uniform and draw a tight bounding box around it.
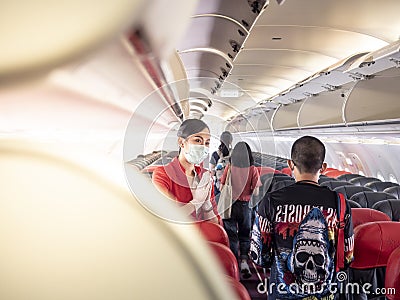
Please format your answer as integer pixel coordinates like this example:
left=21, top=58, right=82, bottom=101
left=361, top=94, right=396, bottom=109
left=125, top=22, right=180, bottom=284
left=152, top=157, right=220, bottom=222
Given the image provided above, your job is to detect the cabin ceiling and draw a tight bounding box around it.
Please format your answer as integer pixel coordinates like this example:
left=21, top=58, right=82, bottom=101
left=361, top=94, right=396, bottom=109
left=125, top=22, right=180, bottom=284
left=177, top=0, right=400, bottom=123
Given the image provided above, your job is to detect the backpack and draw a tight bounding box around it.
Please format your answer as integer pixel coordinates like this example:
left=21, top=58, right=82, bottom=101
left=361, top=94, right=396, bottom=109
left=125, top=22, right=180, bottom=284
left=214, top=150, right=230, bottom=191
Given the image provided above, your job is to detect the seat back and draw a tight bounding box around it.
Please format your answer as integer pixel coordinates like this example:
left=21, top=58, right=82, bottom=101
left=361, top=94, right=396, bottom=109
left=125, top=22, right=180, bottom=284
left=226, top=277, right=251, bottom=300
left=351, top=208, right=391, bottom=229
left=280, top=167, right=292, bottom=176
left=262, top=175, right=294, bottom=195
left=275, top=162, right=287, bottom=170
left=318, top=176, right=337, bottom=184
left=384, top=186, right=400, bottom=199
left=350, top=191, right=396, bottom=208
left=323, top=169, right=351, bottom=178
left=337, top=173, right=364, bottom=182
left=351, top=221, right=400, bottom=269
left=350, top=221, right=400, bottom=300
left=372, top=200, right=400, bottom=221
left=271, top=179, right=295, bottom=192
left=333, top=185, right=373, bottom=199
left=349, top=176, right=381, bottom=186
left=256, top=166, right=280, bottom=176
left=348, top=199, right=362, bottom=208
left=198, top=221, right=230, bottom=247
left=260, top=172, right=289, bottom=185
left=385, top=246, right=400, bottom=300
left=365, top=181, right=400, bottom=192
left=208, top=242, right=240, bottom=281
left=320, top=180, right=353, bottom=190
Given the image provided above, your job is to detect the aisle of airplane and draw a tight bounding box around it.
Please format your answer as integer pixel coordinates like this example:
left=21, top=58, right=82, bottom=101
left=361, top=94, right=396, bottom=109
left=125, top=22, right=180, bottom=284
left=2, top=0, right=400, bottom=299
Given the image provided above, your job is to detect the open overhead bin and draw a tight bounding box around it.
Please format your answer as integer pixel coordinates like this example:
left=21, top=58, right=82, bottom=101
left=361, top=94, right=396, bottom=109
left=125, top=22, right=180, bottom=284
left=344, top=68, right=400, bottom=123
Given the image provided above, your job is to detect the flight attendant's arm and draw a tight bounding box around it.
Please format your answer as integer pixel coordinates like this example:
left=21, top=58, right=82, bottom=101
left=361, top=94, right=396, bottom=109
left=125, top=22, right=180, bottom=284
left=152, top=167, right=197, bottom=216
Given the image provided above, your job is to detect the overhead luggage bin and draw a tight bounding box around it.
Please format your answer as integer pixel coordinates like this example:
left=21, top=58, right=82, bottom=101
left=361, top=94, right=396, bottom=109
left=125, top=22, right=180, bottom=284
left=254, top=52, right=368, bottom=106
left=345, top=40, right=400, bottom=76
left=194, top=0, right=268, bottom=31
left=178, top=16, right=247, bottom=57
left=297, top=85, right=351, bottom=127
left=178, top=0, right=268, bottom=99
left=271, top=101, right=303, bottom=130
left=0, top=0, right=144, bottom=82
left=343, top=69, right=400, bottom=123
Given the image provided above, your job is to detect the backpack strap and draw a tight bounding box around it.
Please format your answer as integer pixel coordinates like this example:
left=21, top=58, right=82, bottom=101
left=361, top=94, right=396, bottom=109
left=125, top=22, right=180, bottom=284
left=336, top=192, right=346, bottom=272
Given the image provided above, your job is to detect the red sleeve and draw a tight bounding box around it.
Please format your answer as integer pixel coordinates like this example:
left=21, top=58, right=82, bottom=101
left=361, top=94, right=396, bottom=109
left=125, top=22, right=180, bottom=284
left=152, top=166, right=176, bottom=200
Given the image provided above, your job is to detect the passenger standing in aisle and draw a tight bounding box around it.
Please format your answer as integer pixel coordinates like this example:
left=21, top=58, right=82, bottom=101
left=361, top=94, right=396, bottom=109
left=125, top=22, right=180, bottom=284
left=220, top=141, right=261, bottom=279
left=251, top=136, right=354, bottom=300
left=152, top=119, right=220, bottom=224
left=209, top=131, right=233, bottom=198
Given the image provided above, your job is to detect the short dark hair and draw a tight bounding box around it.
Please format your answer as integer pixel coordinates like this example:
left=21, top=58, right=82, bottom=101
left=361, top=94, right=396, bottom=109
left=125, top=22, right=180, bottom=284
left=291, top=136, right=325, bottom=174
left=231, top=142, right=254, bottom=168
left=177, top=119, right=209, bottom=138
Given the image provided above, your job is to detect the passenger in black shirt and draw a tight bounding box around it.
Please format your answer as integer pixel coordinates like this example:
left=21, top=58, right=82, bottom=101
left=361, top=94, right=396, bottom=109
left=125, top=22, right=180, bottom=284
left=251, top=136, right=354, bottom=300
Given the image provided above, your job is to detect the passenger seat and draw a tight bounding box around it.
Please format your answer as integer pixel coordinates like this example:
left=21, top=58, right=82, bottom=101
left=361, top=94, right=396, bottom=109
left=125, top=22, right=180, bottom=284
left=336, top=173, right=364, bottom=182
left=320, top=180, right=353, bottom=190
left=384, top=186, right=400, bottom=199
left=350, top=222, right=400, bottom=300
left=197, top=221, right=230, bottom=247
left=226, top=277, right=251, bottom=300
left=351, top=208, right=390, bottom=228
left=208, top=242, right=240, bottom=281
left=365, top=181, right=399, bottom=192
left=333, top=185, right=373, bottom=199
left=350, top=191, right=396, bottom=208
left=347, top=200, right=362, bottom=208
left=349, top=176, right=381, bottom=186
left=372, top=199, right=400, bottom=221
left=270, top=179, right=295, bottom=192
left=385, top=246, right=400, bottom=300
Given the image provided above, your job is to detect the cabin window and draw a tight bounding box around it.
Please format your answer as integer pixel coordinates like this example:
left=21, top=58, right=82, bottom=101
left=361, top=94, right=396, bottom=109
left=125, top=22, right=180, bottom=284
left=389, top=174, right=398, bottom=184
left=377, top=171, right=385, bottom=181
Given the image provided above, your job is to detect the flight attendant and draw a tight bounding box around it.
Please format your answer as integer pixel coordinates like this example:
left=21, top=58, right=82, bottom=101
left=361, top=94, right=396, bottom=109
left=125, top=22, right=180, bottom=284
left=152, top=119, right=220, bottom=223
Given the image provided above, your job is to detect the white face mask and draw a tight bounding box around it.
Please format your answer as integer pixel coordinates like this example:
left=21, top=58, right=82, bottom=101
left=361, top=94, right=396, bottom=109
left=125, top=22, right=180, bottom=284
left=184, top=144, right=209, bottom=165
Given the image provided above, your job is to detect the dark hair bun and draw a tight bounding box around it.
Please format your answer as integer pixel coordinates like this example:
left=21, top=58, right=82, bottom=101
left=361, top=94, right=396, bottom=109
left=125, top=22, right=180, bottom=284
left=177, top=119, right=209, bottom=138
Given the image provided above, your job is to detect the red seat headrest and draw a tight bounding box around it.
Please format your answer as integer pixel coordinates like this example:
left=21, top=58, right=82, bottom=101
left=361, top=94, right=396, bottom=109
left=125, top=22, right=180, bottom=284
left=208, top=242, right=239, bottom=281
left=280, top=167, right=292, bottom=176
left=257, top=166, right=280, bottom=175
left=351, top=221, right=400, bottom=269
left=385, top=246, right=400, bottom=300
left=323, top=169, right=351, bottom=178
left=197, top=221, right=230, bottom=247
left=351, top=208, right=391, bottom=228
